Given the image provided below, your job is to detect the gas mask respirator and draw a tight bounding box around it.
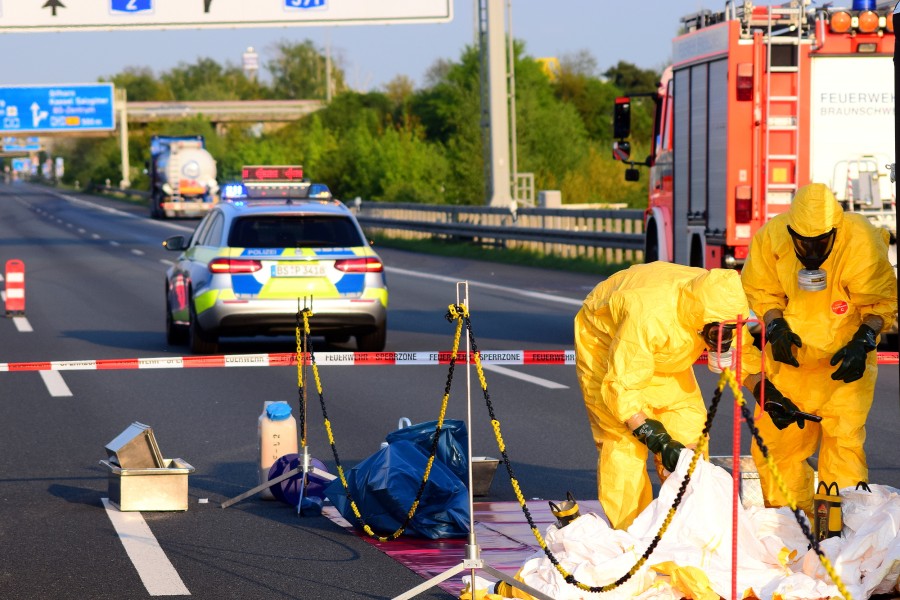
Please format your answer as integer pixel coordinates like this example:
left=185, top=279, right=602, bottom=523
left=788, top=226, right=836, bottom=292
left=702, top=322, right=737, bottom=373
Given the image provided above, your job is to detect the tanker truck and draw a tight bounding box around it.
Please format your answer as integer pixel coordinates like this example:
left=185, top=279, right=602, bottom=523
left=148, top=135, right=219, bottom=219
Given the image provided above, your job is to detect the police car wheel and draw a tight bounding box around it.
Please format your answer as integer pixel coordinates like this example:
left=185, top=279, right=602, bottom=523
left=189, top=302, right=219, bottom=355
left=356, top=324, right=386, bottom=352
left=325, top=333, right=351, bottom=345
left=166, top=298, right=188, bottom=346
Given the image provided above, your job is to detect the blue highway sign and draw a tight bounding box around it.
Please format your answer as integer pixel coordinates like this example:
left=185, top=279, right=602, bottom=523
left=0, top=84, right=115, bottom=134
left=284, top=0, right=327, bottom=8
left=11, top=158, right=32, bottom=172
left=110, top=0, right=153, bottom=14
left=2, top=137, right=41, bottom=152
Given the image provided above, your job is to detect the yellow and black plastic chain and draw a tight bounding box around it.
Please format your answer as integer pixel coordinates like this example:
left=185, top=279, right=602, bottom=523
left=296, top=308, right=311, bottom=447
left=458, top=309, right=712, bottom=593
left=295, top=307, right=463, bottom=542
left=295, top=303, right=851, bottom=597
left=719, top=369, right=852, bottom=600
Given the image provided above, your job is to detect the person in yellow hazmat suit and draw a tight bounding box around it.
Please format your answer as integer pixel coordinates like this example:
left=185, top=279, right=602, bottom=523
left=741, top=182, right=897, bottom=516
left=573, top=262, right=769, bottom=531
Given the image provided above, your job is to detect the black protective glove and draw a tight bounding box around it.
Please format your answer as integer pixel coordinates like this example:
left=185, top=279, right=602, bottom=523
left=632, top=419, right=685, bottom=473
left=753, top=379, right=806, bottom=430
left=765, top=317, right=802, bottom=367
left=830, top=324, right=878, bottom=384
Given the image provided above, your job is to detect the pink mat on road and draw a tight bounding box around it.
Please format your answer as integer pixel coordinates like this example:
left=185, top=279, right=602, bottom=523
left=324, top=499, right=604, bottom=597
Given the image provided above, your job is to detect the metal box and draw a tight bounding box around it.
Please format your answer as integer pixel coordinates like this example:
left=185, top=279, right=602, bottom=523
left=100, top=458, right=194, bottom=511
left=710, top=455, right=764, bottom=509
left=471, top=457, right=500, bottom=496
left=105, top=422, right=164, bottom=469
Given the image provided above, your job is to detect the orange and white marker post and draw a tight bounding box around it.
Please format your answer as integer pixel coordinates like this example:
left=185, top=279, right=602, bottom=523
left=4, top=259, right=25, bottom=316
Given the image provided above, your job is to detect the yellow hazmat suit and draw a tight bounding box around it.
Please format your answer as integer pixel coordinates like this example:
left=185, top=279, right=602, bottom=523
left=741, top=183, right=897, bottom=514
left=574, top=262, right=760, bottom=530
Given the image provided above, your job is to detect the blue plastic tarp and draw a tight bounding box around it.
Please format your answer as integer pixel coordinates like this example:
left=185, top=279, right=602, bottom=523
left=385, top=419, right=469, bottom=483
left=325, top=421, right=471, bottom=539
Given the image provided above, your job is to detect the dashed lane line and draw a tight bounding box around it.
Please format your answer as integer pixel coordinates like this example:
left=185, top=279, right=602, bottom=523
left=39, top=371, right=72, bottom=397
left=102, top=498, right=191, bottom=596
left=482, top=364, right=569, bottom=389
left=2, top=291, right=67, bottom=393
left=12, top=316, right=33, bottom=333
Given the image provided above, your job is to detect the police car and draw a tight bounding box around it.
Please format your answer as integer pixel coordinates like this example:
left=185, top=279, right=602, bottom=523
left=163, top=166, right=387, bottom=354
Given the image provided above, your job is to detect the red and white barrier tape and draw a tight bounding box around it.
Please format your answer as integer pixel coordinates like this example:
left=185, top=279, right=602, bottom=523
left=0, top=350, right=574, bottom=372
left=0, top=350, right=896, bottom=372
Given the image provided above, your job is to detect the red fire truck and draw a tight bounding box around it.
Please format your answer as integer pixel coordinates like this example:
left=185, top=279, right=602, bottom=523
left=612, top=0, right=896, bottom=269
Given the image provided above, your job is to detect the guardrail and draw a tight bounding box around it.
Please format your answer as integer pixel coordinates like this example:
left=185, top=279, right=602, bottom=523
left=89, top=187, right=646, bottom=263
left=355, top=201, right=645, bottom=264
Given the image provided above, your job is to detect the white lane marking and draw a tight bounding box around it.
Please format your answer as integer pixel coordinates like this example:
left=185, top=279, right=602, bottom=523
left=0, top=268, right=69, bottom=394
left=92, top=233, right=101, bottom=239
left=131, top=249, right=145, bottom=256
left=0, top=273, right=4, bottom=282
left=39, top=370, right=72, bottom=397
left=56, top=193, right=194, bottom=234
left=160, top=259, right=174, bottom=267
left=78, top=228, right=86, bottom=234
left=12, top=317, right=33, bottom=332
left=385, top=266, right=583, bottom=307
left=110, top=241, right=120, bottom=247
left=482, top=364, right=569, bottom=389
left=58, top=193, right=138, bottom=218
left=101, top=498, right=191, bottom=596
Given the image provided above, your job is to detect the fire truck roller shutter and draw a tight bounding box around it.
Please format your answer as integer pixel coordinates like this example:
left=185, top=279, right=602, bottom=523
left=687, top=226, right=706, bottom=268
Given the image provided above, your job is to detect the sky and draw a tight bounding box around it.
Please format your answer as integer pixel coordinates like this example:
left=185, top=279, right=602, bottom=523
left=0, top=1, right=747, bottom=92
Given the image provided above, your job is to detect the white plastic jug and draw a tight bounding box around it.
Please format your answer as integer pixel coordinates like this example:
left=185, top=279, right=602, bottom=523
left=258, top=401, right=298, bottom=500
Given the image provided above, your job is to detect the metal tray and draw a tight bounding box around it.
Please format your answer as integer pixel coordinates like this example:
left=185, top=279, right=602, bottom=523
left=101, top=458, right=194, bottom=512
left=471, top=457, right=500, bottom=496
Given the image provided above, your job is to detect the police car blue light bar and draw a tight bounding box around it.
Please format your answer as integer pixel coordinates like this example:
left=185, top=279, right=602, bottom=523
left=222, top=182, right=248, bottom=199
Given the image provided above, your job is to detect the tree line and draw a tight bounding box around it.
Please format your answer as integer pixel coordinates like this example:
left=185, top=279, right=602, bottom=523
left=55, top=39, right=661, bottom=207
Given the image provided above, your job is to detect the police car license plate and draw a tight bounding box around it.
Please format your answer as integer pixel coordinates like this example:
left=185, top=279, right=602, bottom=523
left=272, top=264, right=326, bottom=277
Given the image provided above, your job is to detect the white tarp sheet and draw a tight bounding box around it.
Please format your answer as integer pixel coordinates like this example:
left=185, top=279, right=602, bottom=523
left=473, top=452, right=900, bottom=600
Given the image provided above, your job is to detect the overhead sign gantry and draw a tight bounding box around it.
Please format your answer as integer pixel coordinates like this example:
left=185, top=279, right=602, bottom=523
left=0, top=0, right=454, bottom=189
left=0, top=0, right=452, bottom=31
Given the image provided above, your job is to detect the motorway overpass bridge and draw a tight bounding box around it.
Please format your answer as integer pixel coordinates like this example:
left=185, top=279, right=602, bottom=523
left=125, top=99, right=325, bottom=127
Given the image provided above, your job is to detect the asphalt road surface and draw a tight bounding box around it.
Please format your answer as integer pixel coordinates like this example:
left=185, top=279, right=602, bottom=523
left=0, top=182, right=897, bottom=599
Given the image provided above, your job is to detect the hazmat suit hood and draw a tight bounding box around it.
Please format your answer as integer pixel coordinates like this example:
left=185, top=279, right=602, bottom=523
left=677, top=269, right=751, bottom=332
left=787, top=183, right=844, bottom=237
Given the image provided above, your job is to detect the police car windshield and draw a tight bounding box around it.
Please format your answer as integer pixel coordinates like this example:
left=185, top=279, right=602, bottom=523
left=228, top=215, right=365, bottom=249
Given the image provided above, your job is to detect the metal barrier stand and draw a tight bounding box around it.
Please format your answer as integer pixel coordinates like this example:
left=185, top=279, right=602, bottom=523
left=392, top=282, right=555, bottom=600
